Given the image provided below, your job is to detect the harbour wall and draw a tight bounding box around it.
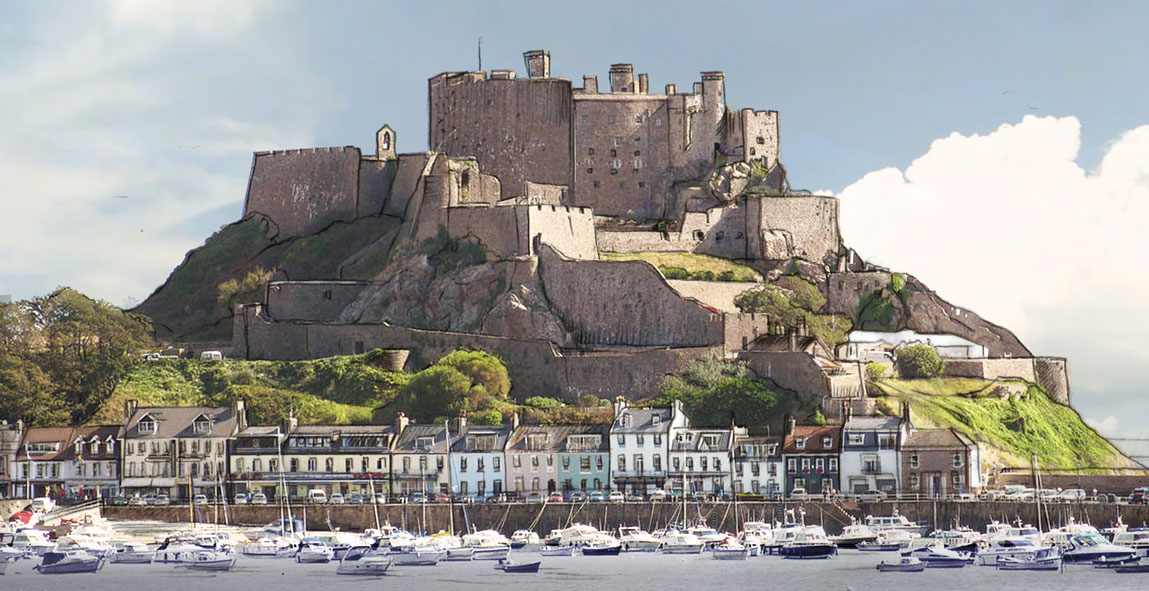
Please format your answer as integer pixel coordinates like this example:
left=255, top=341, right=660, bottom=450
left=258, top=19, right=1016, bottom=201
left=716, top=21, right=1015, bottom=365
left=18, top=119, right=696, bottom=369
left=103, top=501, right=1149, bottom=537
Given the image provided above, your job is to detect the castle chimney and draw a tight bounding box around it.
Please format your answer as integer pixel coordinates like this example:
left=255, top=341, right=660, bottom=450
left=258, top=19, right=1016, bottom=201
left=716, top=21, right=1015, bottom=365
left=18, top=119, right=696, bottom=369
left=610, top=64, right=635, bottom=93
left=665, top=83, right=677, bottom=94
left=638, top=73, right=649, bottom=94
left=394, top=411, right=409, bottom=435
left=511, top=411, right=520, bottom=430
left=583, top=75, right=598, bottom=93
left=523, top=50, right=550, bottom=78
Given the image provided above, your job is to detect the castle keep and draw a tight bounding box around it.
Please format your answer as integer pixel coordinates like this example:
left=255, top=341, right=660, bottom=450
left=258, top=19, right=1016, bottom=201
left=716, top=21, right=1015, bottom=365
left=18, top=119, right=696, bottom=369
left=201, top=50, right=1068, bottom=407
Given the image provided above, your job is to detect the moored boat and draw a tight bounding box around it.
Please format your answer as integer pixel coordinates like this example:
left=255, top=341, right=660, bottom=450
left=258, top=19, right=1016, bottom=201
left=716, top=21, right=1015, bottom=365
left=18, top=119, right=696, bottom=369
left=35, top=550, right=105, bottom=574
left=336, top=546, right=391, bottom=576
left=295, top=539, right=335, bottom=563
left=711, top=539, right=749, bottom=560
left=390, top=547, right=444, bottom=566
left=780, top=526, right=837, bottom=559
left=540, top=545, right=576, bottom=557
left=108, top=541, right=154, bottom=564
left=444, top=547, right=475, bottom=561
left=877, top=556, right=925, bottom=572
left=495, top=558, right=541, bottom=573
left=581, top=542, right=623, bottom=556
left=996, top=547, right=1061, bottom=571
left=183, top=552, right=236, bottom=572
left=619, top=526, right=660, bottom=552
left=831, top=522, right=878, bottom=548
left=1060, top=533, right=1136, bottom=564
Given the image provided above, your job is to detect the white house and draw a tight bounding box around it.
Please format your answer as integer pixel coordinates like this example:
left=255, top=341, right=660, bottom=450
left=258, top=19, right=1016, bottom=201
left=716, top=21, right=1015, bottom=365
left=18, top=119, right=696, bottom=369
left=838, top=330, right=989, bottom=362
left=449, top=418, right=511, bottom=499
left=839, top=414, right=909, bottom=495
left=609, top=398, right=690, bottom=496
left=668, top=428, right=736, bottom=497
left=732, top=434, right=784, bottom=497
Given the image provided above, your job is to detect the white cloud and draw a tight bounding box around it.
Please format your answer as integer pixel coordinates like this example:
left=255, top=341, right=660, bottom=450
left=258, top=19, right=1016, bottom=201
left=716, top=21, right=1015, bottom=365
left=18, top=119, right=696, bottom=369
left=838, top=115, right=1149, bottom=421
left=1085, top=415, right=1121, bottom=438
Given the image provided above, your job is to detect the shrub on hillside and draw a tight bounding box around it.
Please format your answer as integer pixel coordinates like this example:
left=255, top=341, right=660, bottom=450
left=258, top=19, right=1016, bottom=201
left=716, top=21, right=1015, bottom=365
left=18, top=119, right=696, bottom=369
left=865, top=362, right=887, bottom=383
left=894, top=343, right=946, bottom=379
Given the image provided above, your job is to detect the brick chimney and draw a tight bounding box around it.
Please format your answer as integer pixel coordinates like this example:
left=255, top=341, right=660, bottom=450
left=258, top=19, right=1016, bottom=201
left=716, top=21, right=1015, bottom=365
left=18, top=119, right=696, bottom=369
left=452, top=413, right=467, bottom=435
left=282, top=408, right=297, bottom=435
left=583, top=75, right=598, bottom=93
left=784, top=414, right=796, bottom=437
left=638, top=73, right=649, bottom=94
left=124, top=399, right=139, bottom=422
left=788, top=326, right=798, bottom=352
left=233, top=398, right=247, bottom=431
left=523, top=50, right=550, bottom=78
left=393, top=411, right=409, bottom=435
left=613, top=396, right=628, bottom=419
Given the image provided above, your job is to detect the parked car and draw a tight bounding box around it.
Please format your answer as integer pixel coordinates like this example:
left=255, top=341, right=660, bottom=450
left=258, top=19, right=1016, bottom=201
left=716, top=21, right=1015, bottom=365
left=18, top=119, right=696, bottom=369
left=329, top=493, right=346, bottom=505
left=433, top=493, right=450, bottom=503
left=608, top=491, right=625, bottom=503
left=141, top=493, right=157, bottom=505
left=625, top=492, right=644, bottom=502
left=193, top=494, right=209, bottom=505
left=547, top=491, right=565, bottom=502
left=153, top=494, right=171, bottom=506
left=233, top=493, right=248, bottom=505
left=856, top=490, right=888, bottom=502
left=108, top=494, right=128, bottom=506
left=307, top=489, right=328, bottom=504
left=408, top=491, right=427, bottom=504
left=1128, top=487, right=1149, bottom=505
left=588, top=490, right=606, bottom=502
left=373, top=493, right=387, bottom=504
left=128, top=495, right=147, bottom=507
left=567, top=491, right=588, bottom=503
left=251, top=493, right=268, bottom=505
left=788, top=487, right=812, bottom=501
left=648, top=489, right=668, bottom=502
left=1055, top=488, right=1086, bottom=502
left=348, top=493, right=365, bottom=505
left=524, top=491, right=545, bottom=503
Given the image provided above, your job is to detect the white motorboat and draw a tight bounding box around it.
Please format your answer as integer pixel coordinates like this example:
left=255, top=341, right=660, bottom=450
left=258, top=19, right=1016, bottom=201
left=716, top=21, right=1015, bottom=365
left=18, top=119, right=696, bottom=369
left=857, top=529, right=913, bottom=551
left=555, top=524, right=617, bottom=548
left=154, top=536, right=234, bottom=564
left=472, top=546, right=511, bottom=560
left=901, top=542, right=974, bottom=568
left=618, top=526, right=660, bottom=552
left=241, top=536, right=296, bottom=558
left=444, top=547, right=475, bottom=561
left=687, top=525, right=728, bottom=547
left=540, top=545, right=575, bottom=557
left=390, top=547, right=444, bottom=566
left=877, top=556, right=926, bottom=572
left=996, top=546, right=1061, bottom=571
left=54, top=534, right=114, bottom=557
left=740, top=521, right=775, bottom=554
left=296, top=540, right=335, bottom=563
left=510, top=530, right=540, bottom=548
left=1044, top=518, right=1101, bottom=548
left=865, top=512, right=928, bottom=538
left=906, top=528, right=982, bottom=553
left=108, top=541, right=154, bottom=564
left=183, top=552, right=236, bottom=572
left=34, top=550, right=106, bottom=574
left=1112, top=529, right=1149, bottom=551
left=779, top=526, right=837, bottom=559
left=659, top=530, right=704, bottom=554
left=831, top=522, right=878, bottom=548
left=711, top=538, right=749, bottom=560
left=977, top=538, right=1043, bottom=566
left=463, top=529, right=512, bottom=548
left=305, top=531, right=370, bottom=559
left=1060, top=533, right=1136, bottom=564
left=336, top=546, right=391, bottom=576
left=11, top=529, right=55, bottom=556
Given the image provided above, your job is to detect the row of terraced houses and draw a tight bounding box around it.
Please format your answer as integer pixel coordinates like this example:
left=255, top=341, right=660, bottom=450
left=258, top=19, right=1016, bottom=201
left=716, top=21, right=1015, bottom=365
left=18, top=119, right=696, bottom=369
left=0, top=398, right=981, bottom=503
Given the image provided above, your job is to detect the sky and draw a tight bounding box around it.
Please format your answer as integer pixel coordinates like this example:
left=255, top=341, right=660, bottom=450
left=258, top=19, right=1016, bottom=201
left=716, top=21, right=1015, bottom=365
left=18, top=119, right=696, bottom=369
left=0, top=1, right=1146, bottom=453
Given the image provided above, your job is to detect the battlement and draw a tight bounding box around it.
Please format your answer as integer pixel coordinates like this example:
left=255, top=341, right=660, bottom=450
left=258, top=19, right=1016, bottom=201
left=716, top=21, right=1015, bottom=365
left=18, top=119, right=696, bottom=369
left=253, top=146, right=359, bottom=157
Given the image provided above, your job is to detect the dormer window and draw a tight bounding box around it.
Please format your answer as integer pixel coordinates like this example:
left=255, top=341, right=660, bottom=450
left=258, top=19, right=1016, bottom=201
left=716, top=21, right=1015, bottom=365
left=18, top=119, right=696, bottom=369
left=105, top=437, right=115, bottom=453
left=822, top=436, right=833, bottom=448
left=74, top=439, right=84, bottom=454
left=138, top=417, right=157, bottom=434
left=652, top=415, right=661, bottom=427
left=416, top=437, right=434, bottom=451
left=193, top=417, right=213, bottom=434
left=796, top=437, right=807, bottom=450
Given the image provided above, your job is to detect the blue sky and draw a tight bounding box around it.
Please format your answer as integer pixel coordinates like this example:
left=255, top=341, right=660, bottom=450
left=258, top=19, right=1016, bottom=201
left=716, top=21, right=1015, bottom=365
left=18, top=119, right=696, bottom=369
left=0, top=1, right=1146, bottom=453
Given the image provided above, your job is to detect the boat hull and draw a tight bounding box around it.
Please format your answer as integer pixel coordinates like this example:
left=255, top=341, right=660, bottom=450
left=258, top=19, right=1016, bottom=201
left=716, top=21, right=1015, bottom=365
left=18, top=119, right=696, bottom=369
left=581, top=545, right=622, bottom=556
left=336, top=559, right=392, bottom=576
left=496, top=560, right=541, bottom=573
left=780, top=544, right=836, bottom=559
left=35, top=557, right=106, bottom=574
left=472, top=547, right=511, bottom=560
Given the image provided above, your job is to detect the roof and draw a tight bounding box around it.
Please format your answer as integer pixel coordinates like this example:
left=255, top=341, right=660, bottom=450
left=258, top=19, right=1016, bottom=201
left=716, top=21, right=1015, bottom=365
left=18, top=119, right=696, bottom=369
left=450, top=426, right=511, bottom=453
left=848, top=330, right=985, bottom=351
left=903, top=429, right=972, bottom=450
left=123, top=406, right=239, bottom=439
left=507, top=425, right=574, bottom=453
left=844, top=416, right=903, bottom=431
left=613, top=407, right=673, bottom=433
left=748, top=335, right=828, bottom=356
left=671, top=429, right=733, bottom=452
left=392, top=424, right=452, bottom=453
left=290, top=425, right=393, bottom=436
left=15, top=427, right=73, bottom=461
left=733, top=435, right=782, bottom=459
left=66, top=425, right=121, bottom=460
left=782, top=426, right=841, bottom=453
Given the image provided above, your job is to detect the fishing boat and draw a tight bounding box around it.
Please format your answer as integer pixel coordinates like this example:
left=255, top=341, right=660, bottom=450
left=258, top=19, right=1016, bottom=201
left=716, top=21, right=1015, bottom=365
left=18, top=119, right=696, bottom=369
left=495, top=557, right=541, bottom=573
left=540, top=545, right=576, bottom=557
left=295, top=539, right=335, bottom=563
left=711, top=538, right=749, bottom=560
left=780, top=526, right=837, bottom=559
left=336, top=546, right=391, bottom=576
left=183, top=552, right=236, bottom=572
left=108, top=541, right=154, bottom=564
left=34, top=550, right=106, bottom=574
left=618, top=526, right=661, bottom=552
left=996, top=546, right=1061, bottom=571
left=877, top=556, right=926, bottom=573
left=830, top=522, right=878, bottom=548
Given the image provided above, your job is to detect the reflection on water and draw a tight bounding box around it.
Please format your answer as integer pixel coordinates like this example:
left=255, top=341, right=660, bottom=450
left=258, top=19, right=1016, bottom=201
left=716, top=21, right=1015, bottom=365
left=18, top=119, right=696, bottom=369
left=1, top=551, right=1146, bottom=591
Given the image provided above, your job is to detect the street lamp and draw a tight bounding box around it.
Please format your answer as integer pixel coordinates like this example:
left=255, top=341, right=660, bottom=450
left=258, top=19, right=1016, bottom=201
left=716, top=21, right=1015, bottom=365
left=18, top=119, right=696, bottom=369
left=24, top=443, right=35, bottom=499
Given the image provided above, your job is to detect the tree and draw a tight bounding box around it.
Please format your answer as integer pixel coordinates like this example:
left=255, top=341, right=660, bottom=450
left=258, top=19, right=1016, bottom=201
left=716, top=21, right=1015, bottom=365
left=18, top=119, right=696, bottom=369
left=865, top=362, right=887, bottom=383
left=690, top=378, right=779, bottom=428
left=809, top=409, right=827, bottom=426
left=0, top=354, right=70, bottom=426
left=894, top=343, right=946, bottom=379
left=524, top=396, right=561, bottom=409
left=385, top=350, right=512, bottom=423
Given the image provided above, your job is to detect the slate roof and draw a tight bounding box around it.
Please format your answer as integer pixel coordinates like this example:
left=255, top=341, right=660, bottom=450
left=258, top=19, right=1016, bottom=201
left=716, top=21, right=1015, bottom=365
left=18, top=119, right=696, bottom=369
left=123, top=406, right=238, bottom=439
left=391, top=424, right=452, bottom=453
left=612, top=407, right=673, bottom=433
left=450, top=426, right=511, bottom=453
left=506, top=425, right=573, bottom=453
left=903, top=429, right=973, bottom=450
left=844, top=416, right=903, bottom=431
left=782, top=426, right=841, bottom=454
left=15, top=427, right=73, bottom=461
left=671, top=429, right=734, bottom=452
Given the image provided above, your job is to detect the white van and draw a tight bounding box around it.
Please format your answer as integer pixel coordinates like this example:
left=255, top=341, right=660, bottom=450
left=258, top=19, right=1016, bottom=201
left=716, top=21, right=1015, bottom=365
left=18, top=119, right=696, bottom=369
left=31, top=497, right=56, bottom=513
left=307, top=489, right=328, bottom=504
left=200, top=350, right=223, bottom=361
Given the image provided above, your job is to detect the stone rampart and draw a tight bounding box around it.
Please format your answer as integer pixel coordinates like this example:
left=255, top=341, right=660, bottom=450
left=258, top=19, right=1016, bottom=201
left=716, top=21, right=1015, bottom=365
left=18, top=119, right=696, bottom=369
left=749, top=194, right=841, bottom=263
left=943, top=357, right=1071, bottom=405
left=264, top=281, right=371, bottom=322
left=666, top=281, right=758, bottom=314
left=524, top=204, right=598, bottom=260
left=537, top=245, right=723, bottom=347
left=737, top=351, right=835, bottom=403
left=243, top=147, right=363, bottom=239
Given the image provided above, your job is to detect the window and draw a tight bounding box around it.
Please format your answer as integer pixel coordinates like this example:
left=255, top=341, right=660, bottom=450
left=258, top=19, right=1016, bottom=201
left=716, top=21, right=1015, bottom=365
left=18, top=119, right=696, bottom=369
left=794, top=478, right=805, bottom=489
left=635, top=115, right=643, bottom=123
left=306, top=457, right=316, bottom=472
left=652, top=455, right=661, bottom=471
left=581, top=115, right=589, bottom=124
left=563, top=456, right=571, bottom=470
left=377, top=458, right=386, bottom=470
left=815, top=458, right=824, bottom=472
left=673, top=457, right=680, bottom=471
left=653, top=434, right=661, bottom=445
left=909, top=454, right=920, bottom=469
left=951, top=472, right=963, bottom=487
left=593, top=180, right=600, bottom=188
left=460, top=457, right=468, bottom=472
left=756, top=136, right=765, bottom=145
left=532, top=477, right=540, bottom=491
left=269, top=458, right=278, bottom=472
left=829, top=458, right=838, bottom=472
left=325, top=458, right=334, bottom=472
left=547, top=455, right=554, bottom=468
left=633, top=158, right=642, bottom=169
left=593, top=478, right=602, bottom=490
left=686, top=457, right=694, bottom=470
left=822, top=436, right=833, bottom=448
left=323, top=290, right=332, bottom=300
left=612, top=159, right=621, bottom=168
left=236, top=458, right=247, bottom=472
left=910, top=473, right=920, bottom=488
left=715, top=458, right=722, bottom=471
left=478, top=458, right=485, bottom=472
left=617, top=456, right=626, bottom=472
left=878, top=434, right=896, bottom=450
left=513, top=455, right=521, bottom=468
left=801, top=458, right=810, bottom=472
left=345, top=458, right=353, bottom=473
left=588, top=147, right=594, bottom=155
left=402, top=457, right=411, bottom=473
left=580, top=456, right=591, bottom=472
left=700, top=457, right=708, bottom=471
left=847, top=433, right=865, bottom=446
left=617, top=434, right=625, bottom=446
left=416, top=437, right=434, bottom=451
left=251, top=458, right=261, bottom=472
left=608, top=115, right=615, bottom=124
left=952, top=453, right=963, bottom=468
left=634, top=454, right=644, bottom=473
left=749, top=147, right=756, bottom=156
left=137, top=442, right=145, bottom=454
left=652, top=415, right=661, bottom=427
left=532, top=455, right=539, bottom=469
left=638, top=181, right=646, bottom=188
left=795, top=438, right=806, bottom=450
left=614, top=137, right=623, bottom=146
left=595, top=456, right=603, bottom=470
left=194, top=419, right=212, bottom=434
left=787, top=458, right=796, bottom=473
left=636, top=434, right=644, bottom=445
left=138, top=418, right=157, bottom=434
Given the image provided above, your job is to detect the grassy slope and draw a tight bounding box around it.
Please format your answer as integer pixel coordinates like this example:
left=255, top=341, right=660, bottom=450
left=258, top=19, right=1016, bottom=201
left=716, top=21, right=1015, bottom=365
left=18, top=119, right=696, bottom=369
left=602, top=251, right=761, bottom=281
left=870, top=378, right=1136, bottom=471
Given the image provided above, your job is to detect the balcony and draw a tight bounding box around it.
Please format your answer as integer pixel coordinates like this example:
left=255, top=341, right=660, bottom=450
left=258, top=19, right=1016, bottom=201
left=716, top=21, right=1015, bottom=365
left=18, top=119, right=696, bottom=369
left=862, top=465, right=882, bottom=475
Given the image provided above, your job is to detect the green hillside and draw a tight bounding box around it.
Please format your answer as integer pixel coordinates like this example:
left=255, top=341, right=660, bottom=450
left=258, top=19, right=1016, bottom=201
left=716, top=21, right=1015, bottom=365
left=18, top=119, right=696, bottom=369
left=870, top=378, right=1137, bottom=471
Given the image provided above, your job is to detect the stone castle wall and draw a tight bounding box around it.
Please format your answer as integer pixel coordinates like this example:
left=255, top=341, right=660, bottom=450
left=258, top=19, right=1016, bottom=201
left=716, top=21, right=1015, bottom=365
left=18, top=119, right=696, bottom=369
left=264, top=281, right=371, bottom=322
left=243, top=147, right=363, bottom=239
left=943, top=357, right=1071, bottom=405
left=750, top=194, right=841, bottom=263
left=665, top=280, right=758, bottom=314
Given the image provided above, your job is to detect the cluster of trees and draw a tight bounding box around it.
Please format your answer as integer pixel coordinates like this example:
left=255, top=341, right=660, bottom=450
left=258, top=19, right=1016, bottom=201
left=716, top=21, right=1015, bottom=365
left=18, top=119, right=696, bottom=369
left=0, top=288, right=154, bottom=425
left=656, top=356, right=779, bottom=428
left=382, top=350, right=512, bottom=425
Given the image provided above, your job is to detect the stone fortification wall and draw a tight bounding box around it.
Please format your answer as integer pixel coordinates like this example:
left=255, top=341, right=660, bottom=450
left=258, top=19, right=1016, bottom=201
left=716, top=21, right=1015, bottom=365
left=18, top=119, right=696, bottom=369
left=264, top=281, right=371, bottom=323
left=737, top=351, right=834, bottom=403
left=537, top=245, right=723, bottom=347
left=243, top=147, right=363, bottom=239
left=943, top=357, right=1071, bottom=405
left=597, top=230, right=699, bottom=252
left=356, top=158, right=397, bottom=218
left=446, top=206, right=524, bottom=260
left=722, top=313, right=771, bottom=356
left=748, top=194, right=841, bottom=263
left=825, top=271, right=892, bottom=314
left=525, top=204, right=598, bottom=260
left=666, top=281, right=758, bottom=314
left=235, top=304, right=713, bottom=401
left=383, top=153, right=438, bottom=220
left=429, top=73, right=572, bottom=200
left=737, top=109, right=780, bottom=167
left=444, top=204, right=597, bottom=261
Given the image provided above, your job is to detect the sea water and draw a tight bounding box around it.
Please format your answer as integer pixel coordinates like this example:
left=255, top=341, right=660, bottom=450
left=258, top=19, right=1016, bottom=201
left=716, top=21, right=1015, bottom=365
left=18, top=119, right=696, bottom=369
left=0, top=551, right=1144, bottom=591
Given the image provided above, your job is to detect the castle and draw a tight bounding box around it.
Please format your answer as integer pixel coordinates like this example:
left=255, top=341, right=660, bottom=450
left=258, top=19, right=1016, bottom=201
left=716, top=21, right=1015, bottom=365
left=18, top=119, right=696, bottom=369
left=215, top=50, right=1067, bottom=409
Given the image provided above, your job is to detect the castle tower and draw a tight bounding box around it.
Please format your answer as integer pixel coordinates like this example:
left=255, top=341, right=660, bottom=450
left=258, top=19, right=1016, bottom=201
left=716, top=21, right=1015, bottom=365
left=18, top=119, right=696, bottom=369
left=376, top=124, right=396, bottom=160
left=523, top=50, right=550, bottom=78
left=610, top=63, right=636, bottom=93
